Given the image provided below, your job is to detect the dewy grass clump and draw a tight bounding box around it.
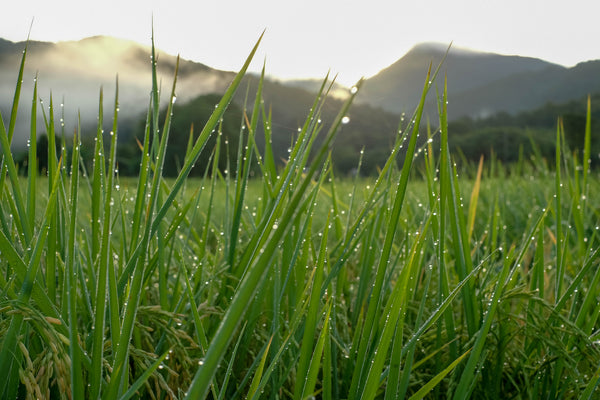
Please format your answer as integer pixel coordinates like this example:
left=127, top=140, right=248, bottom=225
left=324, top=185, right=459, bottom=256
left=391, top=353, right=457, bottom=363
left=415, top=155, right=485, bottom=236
left=0, top=32, right=599, bottom=400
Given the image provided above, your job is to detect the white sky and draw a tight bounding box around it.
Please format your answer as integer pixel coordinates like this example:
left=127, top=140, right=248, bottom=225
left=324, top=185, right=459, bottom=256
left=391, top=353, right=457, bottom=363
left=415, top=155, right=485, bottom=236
left=2, top=0, right=599, bottom=86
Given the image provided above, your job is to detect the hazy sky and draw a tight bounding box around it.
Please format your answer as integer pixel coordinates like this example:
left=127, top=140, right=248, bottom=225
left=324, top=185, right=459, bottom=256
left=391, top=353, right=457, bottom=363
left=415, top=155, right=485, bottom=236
left=2, top=0, right=599, bottom=86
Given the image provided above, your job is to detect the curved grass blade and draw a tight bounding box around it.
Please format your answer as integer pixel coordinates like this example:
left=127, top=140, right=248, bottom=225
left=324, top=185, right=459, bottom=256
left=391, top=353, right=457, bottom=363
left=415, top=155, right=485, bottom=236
left=217, top=323, right=247, bottom=400
left=0, top=109, right=32, bottom=244
left=228, top=65, right=264, bottom=268
left=408, top=349, right=471, bottom=400
left=26, top=74, right=38, bottom=233
left=45, top=95, right=59, bottom=302
left=301, top=301, right=333, bottom=400
left=467, top=155, right=484, bottom=242
left=246, top=336, right=272, bottom=400
left=91, top=88, right=105, bottom=264
left=554, top=120, right=564, bottom=299
left=66, top=128, right=84, bottom=399
left=582, top=95, right=591, bottom=192
left=151, top=33, right=264, bottom=239
left=118, top=349, right=171, bottom=400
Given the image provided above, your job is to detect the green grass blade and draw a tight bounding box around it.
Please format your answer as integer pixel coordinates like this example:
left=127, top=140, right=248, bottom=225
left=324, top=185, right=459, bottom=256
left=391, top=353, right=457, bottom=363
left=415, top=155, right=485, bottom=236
left=467, top=155, right=484, bottom=242
left=582, top=95, right=591, bottom=192
left=349, top=66, right=431, bottom=400
left=0, top=110, right=32, bottom=244
left=301, top=301, right=333, bottom=400
left=322, top=302, right=333, bottom=400
left=248, top=259, right=321, bottom=400
left=452, top=247, right=513, bottom=399
left=228, top=68, right=263, bottom=267
left=66, top=128, right=84, bottom=399
left=128, top=101, right=152, bottom=256
left=91, top=88, right=105, bottom=263
left=360, top=217, right=431, bottom=400
left=246, top=336, right=272, bottom=400
left=295, top=215, right=329, bottom=400
left=581, top=363, right=600, bottom=400
left=217, top=323, right=247, bottom=400
left=186, top=71, right=358, bottom=400
left=408, top=349, right=471, bottom=400
left=118, top=349, right=171, bottom=400
left=260, top=104, right=277, bottom=187
left=554, top=119, right=564, bottom=299
left=437, top=76, right=459, bottom=361
left=46, top=95, right=59, bottom=302
left=392, top=256, right=434, bottom=400
left=107, top=79, right=122, bottom=356
left=0, top=158, right=62, bottom=399
left=402, top=260, right=483, bottom=357
left=26, top=74, right=38, bottom=232
left=7, top=38, right=28, bottom=142
left=106, top=41, right=178, bottom=400
left=112, top=33, right=262, bottom=400
left=89, top=98, right=115, bottom=400
left=453, top=208, right=548, bottom=399
left=150, top=34, right=264, bottom=243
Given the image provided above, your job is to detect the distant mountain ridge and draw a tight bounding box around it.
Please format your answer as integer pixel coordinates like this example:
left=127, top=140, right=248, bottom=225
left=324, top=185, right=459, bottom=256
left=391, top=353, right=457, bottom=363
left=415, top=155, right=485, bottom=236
left=358, top=42, right=599, bottom=119
left=0, top=35, right=236, bottom=147
left=1, top=35, right=599, bottom=152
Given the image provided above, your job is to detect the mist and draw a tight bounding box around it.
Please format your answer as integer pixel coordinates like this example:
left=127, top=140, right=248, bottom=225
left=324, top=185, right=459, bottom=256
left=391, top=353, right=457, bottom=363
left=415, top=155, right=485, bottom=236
left=0, top=36, right=234, bottom=148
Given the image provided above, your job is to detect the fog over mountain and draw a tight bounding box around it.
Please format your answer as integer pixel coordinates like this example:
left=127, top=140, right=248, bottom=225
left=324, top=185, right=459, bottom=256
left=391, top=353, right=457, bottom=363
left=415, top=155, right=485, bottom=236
left=1, top=36, right=599, bottom=150
left=0, top=36, right=235, bottom=147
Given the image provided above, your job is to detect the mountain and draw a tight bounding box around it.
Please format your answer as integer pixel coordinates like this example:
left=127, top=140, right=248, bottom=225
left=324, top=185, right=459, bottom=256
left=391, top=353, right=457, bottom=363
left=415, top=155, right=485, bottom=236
left=2, top=35, right=599, bottom=174
left=358, top=42, right=600, bottom=120
left=0, top=35, right=399, bottom=175
left=0, top=36, right=236, bottom=147
left=447, top=59, right=600, bottom=118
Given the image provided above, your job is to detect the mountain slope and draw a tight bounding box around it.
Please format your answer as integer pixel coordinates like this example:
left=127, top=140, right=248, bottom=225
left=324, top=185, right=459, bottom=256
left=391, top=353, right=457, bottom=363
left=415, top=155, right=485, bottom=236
left=357, top=42, right=600, bottom=120
left=2, top=35, right=599, bottom=172
left=0, top=36, right=236, bottom=147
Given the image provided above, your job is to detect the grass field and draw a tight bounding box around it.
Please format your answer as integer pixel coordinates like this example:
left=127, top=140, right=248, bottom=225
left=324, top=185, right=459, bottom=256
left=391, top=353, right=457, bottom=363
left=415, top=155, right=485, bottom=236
left=1, top=35, right=600, bottom=399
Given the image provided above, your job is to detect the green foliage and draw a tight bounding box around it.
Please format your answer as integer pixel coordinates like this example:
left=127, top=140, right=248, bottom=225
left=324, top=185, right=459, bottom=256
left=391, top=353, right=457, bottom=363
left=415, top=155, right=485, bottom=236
left=447, top=93, right=600, bottom=166
left=1, top=33, right=600, bottom=400
left=153, top=93, right=245, bottom=177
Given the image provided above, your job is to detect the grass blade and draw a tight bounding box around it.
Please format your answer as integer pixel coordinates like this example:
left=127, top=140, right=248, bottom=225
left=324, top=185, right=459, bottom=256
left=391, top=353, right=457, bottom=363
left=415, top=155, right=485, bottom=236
left=246, top=336, right=272, bottom=400
left=66, top=127, right=84, bottom=399
left=295, top=215, right=329, bottom=400
left=0, top=158, right=62, bottom=399
left=408, top=349, right=471, bottom=400
left=349, top=66, right=432, bottom=400
left=118, top=349, right=171, bottom=400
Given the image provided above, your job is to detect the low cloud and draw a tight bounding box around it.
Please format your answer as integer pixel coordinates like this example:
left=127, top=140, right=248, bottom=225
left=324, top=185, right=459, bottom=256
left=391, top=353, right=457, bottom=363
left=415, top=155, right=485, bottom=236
left=0, top=36, right=234, bottom=148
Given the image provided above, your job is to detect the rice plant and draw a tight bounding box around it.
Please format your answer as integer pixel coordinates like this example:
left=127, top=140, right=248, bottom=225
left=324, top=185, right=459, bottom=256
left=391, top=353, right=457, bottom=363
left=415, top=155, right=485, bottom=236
left=0, top=32, right=599, bottom=400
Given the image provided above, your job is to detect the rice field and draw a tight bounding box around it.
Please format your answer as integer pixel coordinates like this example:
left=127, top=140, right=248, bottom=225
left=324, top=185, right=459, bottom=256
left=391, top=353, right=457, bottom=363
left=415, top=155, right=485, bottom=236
left=1, top=34, right=599, bottom=399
